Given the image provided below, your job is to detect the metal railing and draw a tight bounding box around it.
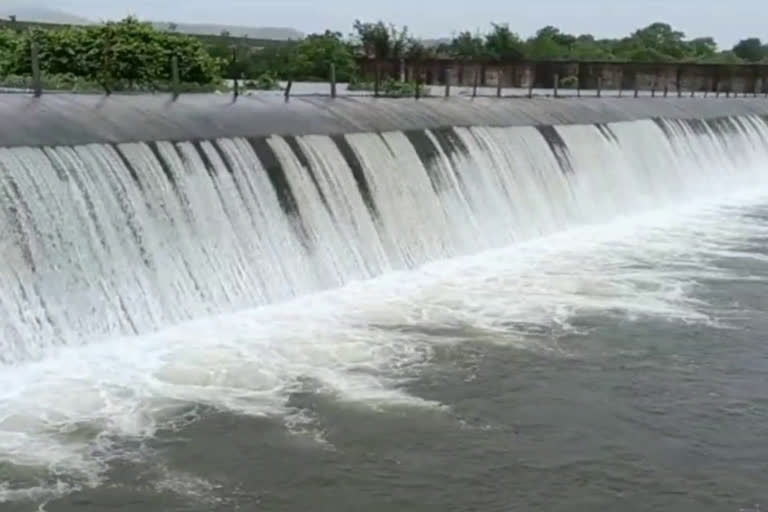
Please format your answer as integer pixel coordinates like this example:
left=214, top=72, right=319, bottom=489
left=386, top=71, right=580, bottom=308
left=5, top=47, right=768, bottom=102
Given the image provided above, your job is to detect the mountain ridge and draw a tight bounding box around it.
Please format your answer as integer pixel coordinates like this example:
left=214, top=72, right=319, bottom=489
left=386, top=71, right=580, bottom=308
left=0, top=6, right=302, bottom=40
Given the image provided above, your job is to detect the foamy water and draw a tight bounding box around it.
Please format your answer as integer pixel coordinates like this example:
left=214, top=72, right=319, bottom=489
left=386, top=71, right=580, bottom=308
left=2, top=112, right=768, bottom=506
left=2, top=189, right=768, bottom=504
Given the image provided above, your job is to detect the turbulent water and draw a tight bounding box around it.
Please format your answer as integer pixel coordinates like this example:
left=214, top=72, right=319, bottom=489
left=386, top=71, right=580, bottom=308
left=2, top=114, right=768, bottom=510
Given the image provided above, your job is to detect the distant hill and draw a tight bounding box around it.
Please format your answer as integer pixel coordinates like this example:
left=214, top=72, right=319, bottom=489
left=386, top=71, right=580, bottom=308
left=152, top=22, right=303, bottom=40
left=0, top=6, right=91, bottom=25
left=0, top=5, right=302, bottom=42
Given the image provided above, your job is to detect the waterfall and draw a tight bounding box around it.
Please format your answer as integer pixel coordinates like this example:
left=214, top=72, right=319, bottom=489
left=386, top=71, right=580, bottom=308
left=2, top=115, right=768, bottom=364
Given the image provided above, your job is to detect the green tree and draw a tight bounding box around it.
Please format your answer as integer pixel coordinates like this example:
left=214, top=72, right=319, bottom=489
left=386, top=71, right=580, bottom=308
left=687, top=37, right=717, bottom=60
left=569, top=36, right=616, bottom=61
left=292, top=30, right=356, bottom=80
left=449, top=31, right=485, bottom=59
left=404, top=38, right=436, bottom=60
left=353, top=20, right=409, bottom=59
left=0, top=28, right=21, bottom=77
left=8, top=18, right=221, bottom=89
left=700, top=50, right=744, bottom=64
left=535, top=26, right=576, bottom=49
left=732, top=38, right=767, bottom=62
left=484, top=23, right=525, bottom=61
left=629, top=22, right=687, bottom=60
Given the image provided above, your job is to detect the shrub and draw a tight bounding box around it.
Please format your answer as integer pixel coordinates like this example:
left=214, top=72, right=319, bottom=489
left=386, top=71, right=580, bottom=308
left=244, top=72, right=281, bottom=90
left=559, top=75, right=579, bottom=88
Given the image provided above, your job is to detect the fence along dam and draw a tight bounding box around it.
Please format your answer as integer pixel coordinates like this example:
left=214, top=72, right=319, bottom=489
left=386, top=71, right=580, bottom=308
left=3, top=93, right=768, bottom=508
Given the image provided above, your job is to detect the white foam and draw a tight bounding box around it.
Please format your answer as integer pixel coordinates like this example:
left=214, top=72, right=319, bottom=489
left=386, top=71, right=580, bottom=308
left=3, top=117, right=768, bottom=364
left=2, top=189, right=768, bottom=504
left=1, top=116, right=768, bottom=503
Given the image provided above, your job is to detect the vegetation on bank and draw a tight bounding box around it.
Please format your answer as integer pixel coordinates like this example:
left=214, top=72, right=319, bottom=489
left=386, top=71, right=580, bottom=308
left=1, top=17, right=767, bottom=91
left=0, top=17, right=220, bottom=91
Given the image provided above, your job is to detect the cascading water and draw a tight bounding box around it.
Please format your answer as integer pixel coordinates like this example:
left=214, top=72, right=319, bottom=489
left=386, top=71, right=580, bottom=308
left=2, top=115, right=768, bottom=364
left=3, top=107, right=768, bottom=509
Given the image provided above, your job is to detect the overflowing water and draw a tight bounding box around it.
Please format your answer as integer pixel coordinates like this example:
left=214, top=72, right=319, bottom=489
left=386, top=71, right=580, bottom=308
left=2, top=114, right=768, bottom=509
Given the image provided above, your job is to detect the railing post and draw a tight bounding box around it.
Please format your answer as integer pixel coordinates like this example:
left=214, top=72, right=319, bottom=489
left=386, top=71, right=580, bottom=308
left=617, top=69, right=623, bottom=97
left=171, top=55, right=180, bottom=101
left=415, top=66, right=421, bottom=100
left=553, top=73, right=559, bottom=98
left=30, top=37, right=42, bottom=98
left=527, top=63, right=535, bottom=98
left=528, top=75, right=534, bottom=98
left=330, top=62, right=337, bottom=98
left=231, top=47, right=239, bottom=101
left=284, top=79, right=293, bottom=102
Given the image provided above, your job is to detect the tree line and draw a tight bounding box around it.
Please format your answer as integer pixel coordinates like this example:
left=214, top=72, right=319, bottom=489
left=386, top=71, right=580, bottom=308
left=1, top=17, right=767, bottom=91
left=209, top=20, right=768, bottom=85
left=0, top=18, right=220, bottom=90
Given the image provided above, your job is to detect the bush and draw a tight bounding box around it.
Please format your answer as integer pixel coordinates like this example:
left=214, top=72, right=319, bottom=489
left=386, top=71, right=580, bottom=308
left=347, top=77, right=430, bottom=97
left=0, top=18, right=221, bottom=89
left=381, top=78, right=430, bottom=97
left=244, top=72, right=281, bottom=90
left=0, top=73, right=103, bottom=92
left=559, top=75, right=579, bottom=88
left=0, top=72, right=223, bottom=93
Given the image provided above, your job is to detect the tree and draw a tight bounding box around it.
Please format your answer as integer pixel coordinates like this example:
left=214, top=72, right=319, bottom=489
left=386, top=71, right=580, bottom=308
left=292, top=30, right=356, bottom=80
left=629, top=22, right=687, bottom=60
left=732, top=38, right=766, bottom=62
left=404, top=38, right=436, bottom=60
left=535, top=26, right=576, bottom=49
left=449, top=31, right=485, bottom=59
left=569, top=36, right=616, bottom=61
left=5, top=18, right=221, bottom=88
left=0, top=28, right=22, bottom=77
left=687, top=37, right=717, bottom=60
left=353, top=20, right=409, bottom=59
left=526, top=35, right=563, bottom=60
left=484, top=23, right=525, bottom=61
left=700, top=50, right=744, bottom=64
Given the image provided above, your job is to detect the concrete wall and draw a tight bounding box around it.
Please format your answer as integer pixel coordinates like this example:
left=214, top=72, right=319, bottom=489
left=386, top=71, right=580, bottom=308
left=2, top=94, right=768, bottom=148
left=361, top=59, right=768, bottom=94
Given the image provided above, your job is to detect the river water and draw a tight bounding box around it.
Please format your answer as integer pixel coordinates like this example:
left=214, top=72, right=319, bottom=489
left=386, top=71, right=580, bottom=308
left=2, top=115, right=768, bottom=511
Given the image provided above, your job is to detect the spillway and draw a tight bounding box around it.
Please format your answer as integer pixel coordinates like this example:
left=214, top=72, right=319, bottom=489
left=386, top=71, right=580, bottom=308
left=2, top=95, right=768, bottom=364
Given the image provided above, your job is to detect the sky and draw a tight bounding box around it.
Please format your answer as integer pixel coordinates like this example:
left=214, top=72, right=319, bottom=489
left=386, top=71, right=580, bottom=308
left=13, top=0, right=768, bottom=48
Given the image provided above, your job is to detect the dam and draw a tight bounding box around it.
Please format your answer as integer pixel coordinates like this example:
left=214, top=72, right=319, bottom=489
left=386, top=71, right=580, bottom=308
left=2, top=94, right=768, bottom=510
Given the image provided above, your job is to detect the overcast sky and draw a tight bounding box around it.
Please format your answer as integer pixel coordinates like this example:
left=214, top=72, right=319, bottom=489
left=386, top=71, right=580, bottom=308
left=18, top=0, right=768, bottom=48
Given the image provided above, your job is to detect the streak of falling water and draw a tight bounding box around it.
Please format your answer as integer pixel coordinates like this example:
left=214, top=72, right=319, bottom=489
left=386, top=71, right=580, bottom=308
left=1, top=116, right=768, bottom=363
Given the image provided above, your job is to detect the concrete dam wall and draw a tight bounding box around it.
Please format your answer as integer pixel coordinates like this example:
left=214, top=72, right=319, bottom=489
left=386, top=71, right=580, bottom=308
left=2, top=93, right=768, bottom=363
left=1, top=94, right=768, bottom=147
